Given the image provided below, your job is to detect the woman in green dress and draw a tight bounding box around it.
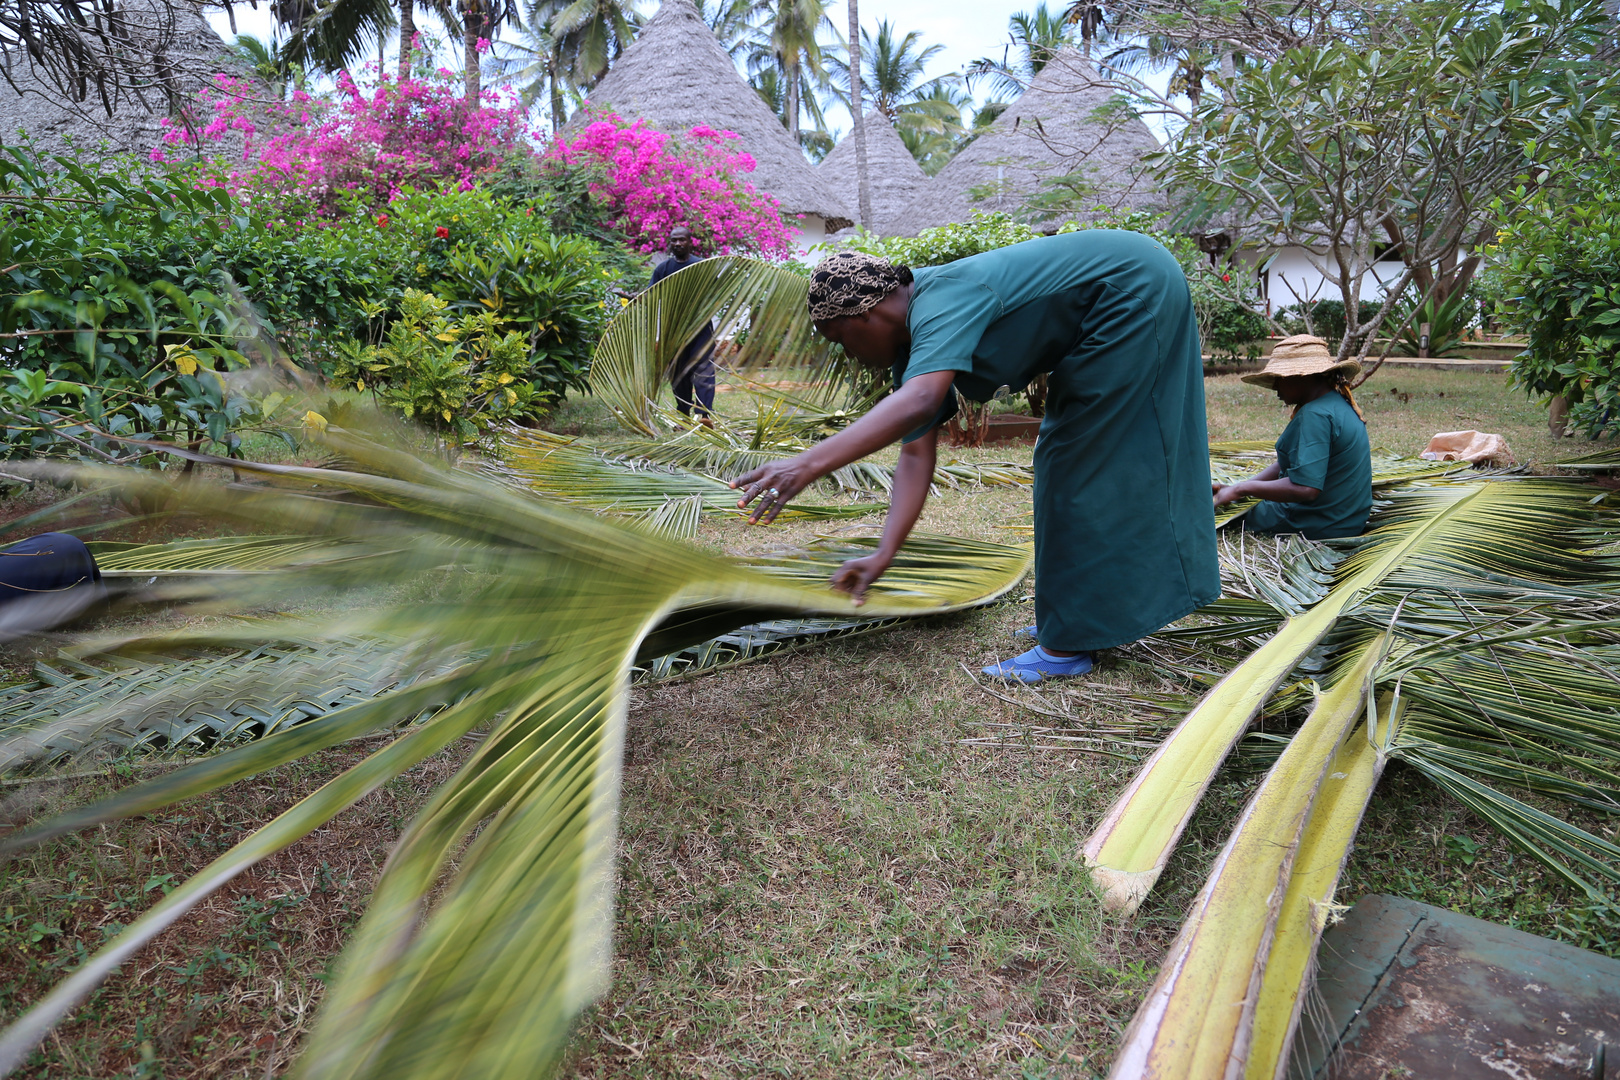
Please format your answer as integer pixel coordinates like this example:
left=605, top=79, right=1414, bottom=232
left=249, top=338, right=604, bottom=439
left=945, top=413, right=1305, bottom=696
left=732, top=232, right=1221, bottom=683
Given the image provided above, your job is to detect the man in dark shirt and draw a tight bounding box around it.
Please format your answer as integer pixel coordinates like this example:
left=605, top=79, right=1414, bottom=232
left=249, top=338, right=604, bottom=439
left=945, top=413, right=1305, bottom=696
left=647, top=225, right=715, bottom=423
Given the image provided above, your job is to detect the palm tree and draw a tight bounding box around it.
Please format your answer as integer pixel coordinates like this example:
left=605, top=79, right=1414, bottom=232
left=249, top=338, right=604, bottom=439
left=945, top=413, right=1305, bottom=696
left=1061, top=0, right=1108, bottom=58
left=490, top=0, right=638, bottom=127
left=825, top=20, right=958, bottom=122
left=749, top=67, right=833, bottom=156
left=230, top=33, right=300, bottom=99
left=550, top=0, right=641, bottom=91
left=695, top=0, right=759, bottom=59
left=396, top=0, right=461, bottom=81
left=462, top=0, right=525, bottom=100
left=846, top=0, right=871, bottom=229
left=895, top=82, right=972, bottom=174
left=965, top=3, right=1075, bottom=100
left=490, top=4, right=567, bottom=127
left=274, top=0, right=397, bottom=75
left=746, top=0, right=835, bottom=145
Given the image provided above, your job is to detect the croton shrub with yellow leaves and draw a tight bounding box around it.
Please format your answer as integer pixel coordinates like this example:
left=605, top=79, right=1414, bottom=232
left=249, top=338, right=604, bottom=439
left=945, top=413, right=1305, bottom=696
left=330, top=290, right=549, bottom=442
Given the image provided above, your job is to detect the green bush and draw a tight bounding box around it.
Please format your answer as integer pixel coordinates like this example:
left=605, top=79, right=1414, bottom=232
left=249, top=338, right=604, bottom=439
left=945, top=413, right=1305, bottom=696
left=330, top=290, right=545, bottom=442
left=1495, top=150, right=1620, bottom=436
left=0, top=147, right=623, bottom=462
left=218, top=186, right=618, bottom=387
left=0, top=150, right=282, bottom=463
left=435, top=231, right=613, bottom=401
left=1274, top=300, right=1384, bottom=347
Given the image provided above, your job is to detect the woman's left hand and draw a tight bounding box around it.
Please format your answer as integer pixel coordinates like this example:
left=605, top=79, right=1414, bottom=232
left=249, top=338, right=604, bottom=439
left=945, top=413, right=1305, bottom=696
left=1213, top=483, right=1244, bottom=507
left=731, top=458, right=812, bottom=525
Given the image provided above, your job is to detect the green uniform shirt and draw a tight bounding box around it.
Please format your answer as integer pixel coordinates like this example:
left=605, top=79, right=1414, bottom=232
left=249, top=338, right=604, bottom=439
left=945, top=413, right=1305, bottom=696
left=1272, top=391, right=1372, bottom=539
left=884, top=230, right=1221, bottom=652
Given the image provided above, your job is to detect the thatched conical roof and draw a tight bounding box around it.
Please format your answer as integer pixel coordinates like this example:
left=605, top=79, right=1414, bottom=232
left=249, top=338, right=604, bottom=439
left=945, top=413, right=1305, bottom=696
left=886, top=52, right=1161, bottom=237
left=578, top=0, right=852, bottom=229
left=817, top=110, right=930, bottom=235
left=0, top=0, right=234, bottom=159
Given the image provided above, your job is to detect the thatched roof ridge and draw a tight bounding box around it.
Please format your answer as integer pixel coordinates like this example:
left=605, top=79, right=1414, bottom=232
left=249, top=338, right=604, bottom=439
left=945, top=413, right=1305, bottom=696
left=0, top=0, right=235, bottom=160
left=577, top=0, right=852, bottom=228
left=886, top=51, right=1162, bottom=237
left=817, top=110, right=930, bottom=235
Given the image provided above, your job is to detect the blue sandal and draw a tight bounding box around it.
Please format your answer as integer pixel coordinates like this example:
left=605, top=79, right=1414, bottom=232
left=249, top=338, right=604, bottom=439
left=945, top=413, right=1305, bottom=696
left=982, top=646, right=1094, bottom=684
left=1013, top=624, right=1039, bottom=639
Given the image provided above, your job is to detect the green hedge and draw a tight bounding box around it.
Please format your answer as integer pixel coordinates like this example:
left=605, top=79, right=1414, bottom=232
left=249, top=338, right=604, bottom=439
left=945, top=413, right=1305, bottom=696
left=1495, top=150, right=1620, bottom=436
left=0, top=150, right=621, bottom=462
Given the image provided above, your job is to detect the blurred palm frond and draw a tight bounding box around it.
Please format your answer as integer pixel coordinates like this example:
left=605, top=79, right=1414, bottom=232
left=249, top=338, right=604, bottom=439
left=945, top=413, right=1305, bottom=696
left=589, top=257, right=866, bottom=436
left=0, top=432, right=1031, bottom=1078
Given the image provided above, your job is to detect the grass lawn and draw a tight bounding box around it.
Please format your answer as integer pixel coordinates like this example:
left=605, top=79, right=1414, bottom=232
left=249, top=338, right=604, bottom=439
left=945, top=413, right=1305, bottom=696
left=0, top=370, right=1614, bottom=1078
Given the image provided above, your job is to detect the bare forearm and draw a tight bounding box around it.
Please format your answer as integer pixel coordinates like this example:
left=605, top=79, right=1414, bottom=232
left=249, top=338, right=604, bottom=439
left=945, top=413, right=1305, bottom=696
left=1233, top=478, right=1320, bottom=503
left=795, top=371, right=955, bottom=480
left=875, top=434, right=936, bottom=560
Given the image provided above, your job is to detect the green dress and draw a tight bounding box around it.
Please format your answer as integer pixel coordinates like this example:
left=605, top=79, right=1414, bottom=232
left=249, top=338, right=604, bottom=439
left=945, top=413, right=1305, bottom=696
left=892, top=230, right=1220, bottom=652
left=1244, top=392, right=1372, bottom=539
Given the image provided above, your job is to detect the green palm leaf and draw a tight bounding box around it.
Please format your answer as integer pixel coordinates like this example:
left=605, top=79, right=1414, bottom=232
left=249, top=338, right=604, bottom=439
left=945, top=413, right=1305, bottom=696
left=587, top=257, right=857, bottom=435
left=1083, top=478, right=1612, bottom=915
left=0, top=434, right=1030, bottom=1077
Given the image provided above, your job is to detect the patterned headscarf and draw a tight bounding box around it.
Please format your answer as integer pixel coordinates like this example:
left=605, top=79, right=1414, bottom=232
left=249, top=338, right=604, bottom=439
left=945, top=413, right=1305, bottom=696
left=807, top=251, right=907, bottom=322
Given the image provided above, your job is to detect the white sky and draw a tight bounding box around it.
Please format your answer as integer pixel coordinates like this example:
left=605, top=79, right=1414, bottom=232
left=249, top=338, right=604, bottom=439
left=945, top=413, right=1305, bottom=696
left=204, top=0, right=1174, bottom=143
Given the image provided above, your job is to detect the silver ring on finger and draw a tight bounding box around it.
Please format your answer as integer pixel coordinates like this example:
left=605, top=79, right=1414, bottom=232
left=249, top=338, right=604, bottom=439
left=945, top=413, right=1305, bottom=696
left=766, top=487, right=780, bottom=498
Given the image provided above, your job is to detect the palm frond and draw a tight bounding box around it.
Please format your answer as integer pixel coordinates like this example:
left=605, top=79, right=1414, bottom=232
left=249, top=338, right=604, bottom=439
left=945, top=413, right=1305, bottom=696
left=1111, top=479, right=1620, bottom=1079
left=1083, top=478, right=1611, bottom=915
left=492, top=428, right=879, bottom=520
left=1551, top=445, right=1620, bottom=470
left=0, top=433, right=1031, bottom=1077
left=1209, top=441, right=1470, bottom=527
left=1111, top=635, right=1391, bottom=1080
left=589, top=257, right=859, bottom=435
left=599, top=423, right=1032, bottom=496
left=87, top=535, right=371, bottom=575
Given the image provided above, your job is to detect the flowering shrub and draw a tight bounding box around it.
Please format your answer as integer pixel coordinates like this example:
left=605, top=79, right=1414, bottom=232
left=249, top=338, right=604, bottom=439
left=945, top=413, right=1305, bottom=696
left=547, top=112, right=795, bottom=257
left=153, top=66, right=535, bottom=214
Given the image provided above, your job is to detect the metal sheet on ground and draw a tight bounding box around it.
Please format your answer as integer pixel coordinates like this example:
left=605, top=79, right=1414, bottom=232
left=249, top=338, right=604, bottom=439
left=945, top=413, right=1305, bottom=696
left=1291, top=894, right=1619, bottom=1080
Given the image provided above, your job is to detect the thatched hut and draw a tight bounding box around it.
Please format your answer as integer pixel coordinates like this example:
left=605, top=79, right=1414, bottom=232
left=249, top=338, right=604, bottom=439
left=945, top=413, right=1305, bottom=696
left=885, top=52, right=1161, bottom=237
left=817, top=111, right=930, bottom=236
left=578, top=0, right=853, bottom=244
left=0, top=0, right=234, bottom=160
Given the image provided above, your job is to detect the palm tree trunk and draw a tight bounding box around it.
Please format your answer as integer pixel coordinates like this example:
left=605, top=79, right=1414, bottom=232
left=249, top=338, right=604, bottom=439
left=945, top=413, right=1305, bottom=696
left=847, top=0, right=872, bottom=229
left=786, top=60, right=800, bottom=143
left=463, top=0, right=484, bottom=101
left=398, top=0, right=415, bottom=81
left=549, top=52, right=565, bottom=132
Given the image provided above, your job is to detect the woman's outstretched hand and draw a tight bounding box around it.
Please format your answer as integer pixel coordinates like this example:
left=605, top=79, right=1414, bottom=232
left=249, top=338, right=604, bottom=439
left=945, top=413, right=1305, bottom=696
left=730, top=458, right=811, bottom=525
left=830, top=553, right=891, bottom=605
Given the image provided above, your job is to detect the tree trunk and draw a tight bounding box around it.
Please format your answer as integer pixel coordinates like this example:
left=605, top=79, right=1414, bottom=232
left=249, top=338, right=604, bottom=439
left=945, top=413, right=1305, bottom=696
left=786, top=60, right=800, bottom=143
left=463, top=0, right=483, bottom=101
left=550, top=53, right=565, bottom=131
left=847, top=0, right=872, bottom=229
left=398, top=0, right=414, bottom=81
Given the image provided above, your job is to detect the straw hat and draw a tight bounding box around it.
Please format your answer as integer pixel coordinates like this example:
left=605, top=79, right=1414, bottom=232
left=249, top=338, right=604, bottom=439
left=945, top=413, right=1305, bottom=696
left=1241, top=335, right=1361, bottom=389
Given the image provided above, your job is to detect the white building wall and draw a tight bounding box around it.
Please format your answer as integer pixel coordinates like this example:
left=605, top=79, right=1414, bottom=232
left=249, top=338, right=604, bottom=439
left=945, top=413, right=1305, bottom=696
left=792, top=215, right=829, bottom=260
left=1234, top=246, right=1405, bottom=315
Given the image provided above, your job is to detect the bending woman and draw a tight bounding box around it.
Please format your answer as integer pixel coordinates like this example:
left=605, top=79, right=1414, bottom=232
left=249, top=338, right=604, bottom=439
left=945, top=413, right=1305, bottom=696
left=732, top=232, right=1220, bottom=683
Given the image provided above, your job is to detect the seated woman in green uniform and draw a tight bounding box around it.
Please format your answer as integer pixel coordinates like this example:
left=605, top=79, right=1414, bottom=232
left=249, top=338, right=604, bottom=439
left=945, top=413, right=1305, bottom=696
left=730, top=233, right=1221, bottom=683
left=1213, top=334, right=1373, bottom=540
